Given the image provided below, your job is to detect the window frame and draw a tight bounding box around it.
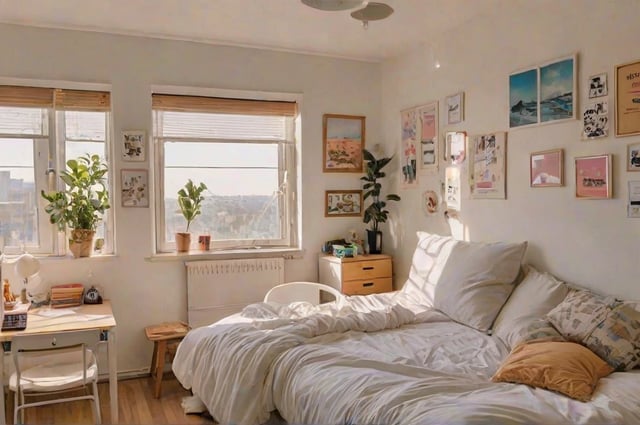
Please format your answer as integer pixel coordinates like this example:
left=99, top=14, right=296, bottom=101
left=151, top=85, right=301, bottom=255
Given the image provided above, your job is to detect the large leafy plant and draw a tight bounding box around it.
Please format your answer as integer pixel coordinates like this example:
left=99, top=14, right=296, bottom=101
left=361, top=149, right=401, bottom=233
left=178, top=179, right=208, bottom=232
left=41, top=154, right=110, bottom=231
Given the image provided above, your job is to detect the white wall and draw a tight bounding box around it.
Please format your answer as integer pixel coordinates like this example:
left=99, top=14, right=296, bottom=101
left=0, top=23, right=380, bottom=374
left=380, top=0, right=640, bottom=300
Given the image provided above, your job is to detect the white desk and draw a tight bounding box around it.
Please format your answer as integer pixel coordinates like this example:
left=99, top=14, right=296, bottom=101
left=0, top=301, right=118, bottom=424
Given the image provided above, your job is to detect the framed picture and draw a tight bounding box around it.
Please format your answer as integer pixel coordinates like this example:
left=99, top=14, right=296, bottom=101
left=445, top=166, right=461, bottom=210
left=582, top=100, right=609, bottom=139
left=530, top=149, right=563, bottom=187
left=445, top=92, right=464, bottom=125
left=588, top=72, right=608, bottom=98
left=575, top=154, right=612, bottom=199
left=628, top=181, right=640, bottom=218
left=509, top=67, right=538, bottom=128
left=121, top=169, right=149, bottom=207
left=627, top=142, right=640, bottom=171
left=401, top=107, right=418, bottom=187
left=509, top=54, right=576, bottom=128
left=322, top=114, right=365, bottom=173
left=469, top=132, right=507, bottom=199
left=615, top=59, right=640, bottom=137
left=423, top=190, right=439, bottom=215
left=445, top=131, right=466, bottom=164
left=325, top=190, right=362, bottom=217
left=122, top=130, right=146, bottom=162
left=418, top=102, right=438, bottom=170
left=539, top=55, right=576, bottom=124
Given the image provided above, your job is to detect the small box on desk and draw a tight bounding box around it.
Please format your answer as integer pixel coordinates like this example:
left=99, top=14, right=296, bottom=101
left=2, top=302, right=30, bottom=331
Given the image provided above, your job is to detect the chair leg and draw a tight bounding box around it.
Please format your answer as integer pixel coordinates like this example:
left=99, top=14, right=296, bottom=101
left=92, top=380, right=102, bottom=425
left=154, top=340, right=167, bottom=398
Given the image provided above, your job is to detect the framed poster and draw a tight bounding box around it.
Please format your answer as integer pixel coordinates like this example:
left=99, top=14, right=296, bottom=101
left=509, top=67, right=538, bottom=128
left=322, top=114, right=365, bottom=172
left=575, top=154, right=612, bottom=199
left=122, top=130, right=146, bottom=162
left=418, top=102, right=438, bottom=170
left=469, top=132, right=507, bottom=199
left=627, top=142, right=640, bottom=171
left=445, top=166, right=461, bottom=210
left=539, top=55, right=576, bottom=124
left=628, top=181, right=640, bottom=218
left=445, top=92, right=464, bottom=125
left=582, top=100, right=609, bottom=139
left=121, top=169, right=149, bottom=207
left=530, top=149, right=563, bottom=187
left=325, top=190, right=362, bottom=217
left=615, top=59, right=640, bottom=137
left=588, top=73, right=608, bottom=98
left=401, top=107, right=418, bottom=187
left=445, top=131, right=466, bottom=164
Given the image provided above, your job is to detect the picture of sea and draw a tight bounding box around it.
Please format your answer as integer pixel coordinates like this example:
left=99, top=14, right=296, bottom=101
left=509, top=68, right=538, bottom=128
left=540, top=57, right=574, bottom=123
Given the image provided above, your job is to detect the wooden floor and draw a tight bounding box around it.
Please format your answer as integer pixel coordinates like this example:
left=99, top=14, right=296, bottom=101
left=4, top=375, right=215, bottom=424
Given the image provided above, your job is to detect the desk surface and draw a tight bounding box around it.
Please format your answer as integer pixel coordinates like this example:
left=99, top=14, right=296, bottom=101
left=0, top=300, right=116, bottom=341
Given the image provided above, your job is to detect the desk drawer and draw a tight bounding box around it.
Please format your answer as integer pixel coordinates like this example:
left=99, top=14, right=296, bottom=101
left=342, top=277, right=392, bottom=296
left=342, top=259, right=391, bottom=281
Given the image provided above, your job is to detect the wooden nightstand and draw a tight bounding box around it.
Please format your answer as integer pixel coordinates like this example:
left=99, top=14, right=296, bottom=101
left=318, top=254, right=393, bottom=296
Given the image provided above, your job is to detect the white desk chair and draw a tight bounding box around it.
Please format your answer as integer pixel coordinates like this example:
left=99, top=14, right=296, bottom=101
left=10, top=329, right=102, bottom=425
left=264, top=281, right=345, bottom=306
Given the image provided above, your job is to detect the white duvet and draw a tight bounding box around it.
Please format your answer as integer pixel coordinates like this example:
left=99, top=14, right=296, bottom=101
left=173, top=293, right=640, bottom=425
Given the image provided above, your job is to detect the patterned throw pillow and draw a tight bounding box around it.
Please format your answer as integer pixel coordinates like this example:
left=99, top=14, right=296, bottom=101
left=516, top=318, right=566, bottom=344
left=546, top=288, right=620, bottom=342
left=584, top=304, right=640, bottom=371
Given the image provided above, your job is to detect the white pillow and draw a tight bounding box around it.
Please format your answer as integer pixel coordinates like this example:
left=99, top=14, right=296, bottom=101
left=492, top=265, right=569, bottom=349
left=400, top=231, right=527, bottom=332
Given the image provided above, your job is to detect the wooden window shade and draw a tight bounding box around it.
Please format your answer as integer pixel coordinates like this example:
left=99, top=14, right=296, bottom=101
left=0, top=86, right=54, bottom=107
left=152, top=93, right=297, bottom=117
left=54, top=89, right=111, bottom=111
left=0, top=86, right=110, bottom=111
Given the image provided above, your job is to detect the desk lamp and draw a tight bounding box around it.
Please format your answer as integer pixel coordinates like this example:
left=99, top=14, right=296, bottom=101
left=14, top=253, right=41, bottom=305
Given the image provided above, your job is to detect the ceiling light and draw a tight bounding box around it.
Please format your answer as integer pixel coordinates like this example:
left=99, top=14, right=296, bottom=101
left=351, top=2, right=394, bottom=29
left=301, top=0, right=368, bottom=11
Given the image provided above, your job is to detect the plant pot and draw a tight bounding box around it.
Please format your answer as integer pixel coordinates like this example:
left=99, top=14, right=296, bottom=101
left=366, top=229, right=382, bottom=254
left=69, top=229, right=95, bottom=258
left=175, top=232, right=191, bottom=252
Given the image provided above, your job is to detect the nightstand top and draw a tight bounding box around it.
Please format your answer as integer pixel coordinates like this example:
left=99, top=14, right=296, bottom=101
left=320, top=253, right=391, bottom=263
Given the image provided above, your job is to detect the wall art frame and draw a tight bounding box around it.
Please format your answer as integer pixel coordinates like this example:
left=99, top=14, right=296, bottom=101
left=122, top=130, right=146, bottom=162
left=417, top=102, right=439, bottom=171
left=325, top=190, right=362, bottom=217
left=469, top=131, right=507, bottom=199
left=628, top=180, right=640, bottom=218
left=588, top=72, right=608, bottom=98
left=445, top=92, right=464, bottom=125
left=627, top=142, right=640, bottom=171
left=121, top=168, right=149, bottom=207
left=530, top=148, right=563, bottom=187
left=322, top=114, right=365, bottom=173
left=574, top=154, right=612, bottom=199
left=582, top=100, right=609, bottom=139
left=615, top=59, right=640, bottom=137
left=444, top=131, right=467, bottom=164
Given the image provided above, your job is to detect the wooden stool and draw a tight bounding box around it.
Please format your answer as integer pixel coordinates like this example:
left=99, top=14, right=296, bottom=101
left=144, top=321, right=190, bottom=398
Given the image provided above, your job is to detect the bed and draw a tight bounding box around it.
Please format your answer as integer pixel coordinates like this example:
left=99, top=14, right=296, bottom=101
left=173, top=232, right=640, bottom=425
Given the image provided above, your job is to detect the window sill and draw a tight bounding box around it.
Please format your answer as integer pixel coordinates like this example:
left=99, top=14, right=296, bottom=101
left=145, top=247, right=305, bottom=262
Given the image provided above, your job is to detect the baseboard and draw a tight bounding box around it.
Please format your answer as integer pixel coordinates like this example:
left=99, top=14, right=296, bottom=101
left=97, top=368, right=152, bottom=383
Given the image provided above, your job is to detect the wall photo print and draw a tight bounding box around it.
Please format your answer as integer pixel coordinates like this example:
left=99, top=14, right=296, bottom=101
left=401, top=107, right=418, bottom=187
left=121, top=169, right=149, bottom=207
left=530, top=149, right=563, bottom=187
left=588, top=73, right=608, bottom=98
left=575, top=154, right=611, bottom=199
left=469, top=132, right=507, bottom=199
left=582, top=100, right=609, bottom=139
left=418, top=102, right=438, bottom=171
left=509, top=67, right=538, bottom=128
left=615, top=59, right=640, bottom=137
left=122, top=130, right=146, bottom=162
left=325, top=190, right=362, bottom=217
left=445, top=92, right=464, bottom=125
left=627, top=142, right=640, bottom=171
left=322, top=114, right=365, bottom=173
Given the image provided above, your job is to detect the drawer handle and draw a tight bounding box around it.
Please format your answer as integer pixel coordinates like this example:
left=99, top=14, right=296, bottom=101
left=362, top=282, right=374, bottom=287
left=362, top=266, right=374, bottom=270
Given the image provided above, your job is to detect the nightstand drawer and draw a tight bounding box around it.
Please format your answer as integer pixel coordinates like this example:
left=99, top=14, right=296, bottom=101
left=342, top=259, right=392, bottom=281
left=342, top=278, right=393, bottom=296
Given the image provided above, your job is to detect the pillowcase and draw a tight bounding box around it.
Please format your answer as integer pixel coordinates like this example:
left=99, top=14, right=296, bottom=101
left=514, top=318, right=566, bottom=345
left=492, top=265, right=569, bottom=349
left=546, top=288, right=620, bottom=342
left=400, top=232, right=527, bottom=332
left=492, top=340, right=614, bottom=402
left=583, top=303, right=640, bottom=371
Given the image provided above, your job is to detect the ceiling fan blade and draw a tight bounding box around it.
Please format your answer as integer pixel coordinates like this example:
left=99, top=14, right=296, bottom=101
left=301, top=0, right=368, bottom=11
left=351, top=2, right=394, bottom=21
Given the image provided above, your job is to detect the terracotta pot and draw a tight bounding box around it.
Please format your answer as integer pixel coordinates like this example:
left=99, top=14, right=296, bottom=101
left=69, top=229, right=95, bottom=258
left=175, top=232, right=191, bottom=252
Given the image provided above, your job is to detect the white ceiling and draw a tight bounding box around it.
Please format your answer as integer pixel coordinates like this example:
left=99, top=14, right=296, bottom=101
left=0, top=0, right=507, bottom=62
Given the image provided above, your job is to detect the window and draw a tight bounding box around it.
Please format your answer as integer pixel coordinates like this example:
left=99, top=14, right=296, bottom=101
left=0, top=85, right=112, bottom=256
left=152, top=93, right=298, bottom=253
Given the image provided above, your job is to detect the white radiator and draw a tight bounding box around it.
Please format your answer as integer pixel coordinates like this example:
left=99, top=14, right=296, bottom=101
left=186, top=258, right=285, bottom=328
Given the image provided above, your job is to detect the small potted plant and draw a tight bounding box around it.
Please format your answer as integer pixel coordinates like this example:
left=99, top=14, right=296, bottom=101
left=361, top=149, right=401, bottom=254
left=41, top=154, right=110, bottom=258
left=176, top=179, right=208, bottom=252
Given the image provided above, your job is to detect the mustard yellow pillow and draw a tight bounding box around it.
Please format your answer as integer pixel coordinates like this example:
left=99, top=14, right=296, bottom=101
left=491, top=341, right=613, bottom=402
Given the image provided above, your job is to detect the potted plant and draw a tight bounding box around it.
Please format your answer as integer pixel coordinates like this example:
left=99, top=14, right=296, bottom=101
left=176, top=179, right=208, bottom=252
left=41, top=154, right=110, bottom=258
left=361, top=149, right=401, bottom=254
